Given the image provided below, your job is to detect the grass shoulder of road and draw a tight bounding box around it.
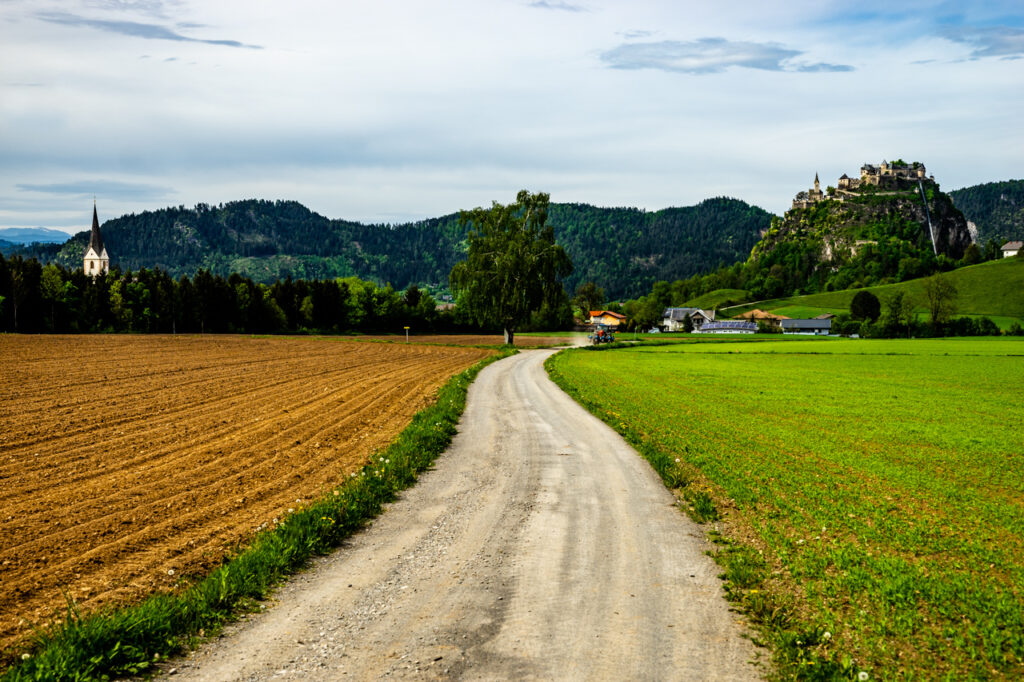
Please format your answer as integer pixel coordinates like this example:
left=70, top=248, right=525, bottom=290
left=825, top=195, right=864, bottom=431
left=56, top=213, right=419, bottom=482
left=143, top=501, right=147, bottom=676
left=1, top=349, right=515, bottom=682
left=546, top=337, right=1024, bottom=681
left=722, top=257, right=1024, bottom=329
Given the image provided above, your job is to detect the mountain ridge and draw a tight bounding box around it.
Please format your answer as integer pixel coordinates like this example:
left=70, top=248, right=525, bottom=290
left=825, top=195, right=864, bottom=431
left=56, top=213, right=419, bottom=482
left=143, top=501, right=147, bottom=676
left=16, top=197, right=771, bottom=300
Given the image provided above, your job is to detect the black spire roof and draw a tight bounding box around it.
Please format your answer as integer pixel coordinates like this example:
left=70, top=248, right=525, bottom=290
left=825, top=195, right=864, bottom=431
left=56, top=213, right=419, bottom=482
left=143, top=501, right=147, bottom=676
left=88, top=203, right=105, bottom=255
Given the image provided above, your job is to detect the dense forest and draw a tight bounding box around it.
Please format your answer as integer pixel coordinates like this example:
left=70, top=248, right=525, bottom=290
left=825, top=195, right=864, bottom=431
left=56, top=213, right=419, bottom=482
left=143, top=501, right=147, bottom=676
left=5, top=197, right=770, bottom=300
left=950, top=179, right=1024, bottom=243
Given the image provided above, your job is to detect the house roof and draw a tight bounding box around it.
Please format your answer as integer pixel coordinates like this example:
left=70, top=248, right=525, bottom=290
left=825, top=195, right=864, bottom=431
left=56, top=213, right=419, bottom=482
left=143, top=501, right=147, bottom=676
left=813, top=313, right=836, bottom=319
left=662, top=307, right=712, bottom=321
left=1002, top=241, right=1023, bottom=251
left=590, top=310, right=626, bottom=319
left=781, top=319, right=832, bottom=330
left=735, top=309, right=790, bottom=321
left=701, top=320, right=757, bottom=331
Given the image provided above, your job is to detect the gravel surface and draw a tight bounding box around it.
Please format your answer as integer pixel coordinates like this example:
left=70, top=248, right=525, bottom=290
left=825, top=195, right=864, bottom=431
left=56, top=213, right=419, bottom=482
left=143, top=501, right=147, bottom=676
left=162, top=350, right=761, bottom=681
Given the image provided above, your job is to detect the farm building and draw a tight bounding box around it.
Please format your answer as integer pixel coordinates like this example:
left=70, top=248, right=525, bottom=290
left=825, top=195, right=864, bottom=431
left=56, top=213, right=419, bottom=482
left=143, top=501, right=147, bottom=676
left=1002, top=241, right=1022, bottom=258
left=589, top=310, right=626, bottom=327
left=780, top=319, right=832, bottom=335
left=697, top=320, right=757, bottom=334
left=661, top=307, right=715, bottom=331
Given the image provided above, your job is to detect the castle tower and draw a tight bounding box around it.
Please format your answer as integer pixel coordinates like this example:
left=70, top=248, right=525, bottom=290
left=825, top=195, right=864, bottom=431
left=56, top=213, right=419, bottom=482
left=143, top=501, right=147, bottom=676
left=83, top=201, right=110, bottom=277
left=808, top=172, right=824, bottom=201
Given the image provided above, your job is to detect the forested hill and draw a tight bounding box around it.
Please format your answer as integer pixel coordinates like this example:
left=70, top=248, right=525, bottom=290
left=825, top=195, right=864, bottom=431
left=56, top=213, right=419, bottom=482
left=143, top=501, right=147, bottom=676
left=548, top=199, right=769, bottom=297
left=950, top=179, right=1024, bottom=243
left=32, top=197, right=770, bottom=299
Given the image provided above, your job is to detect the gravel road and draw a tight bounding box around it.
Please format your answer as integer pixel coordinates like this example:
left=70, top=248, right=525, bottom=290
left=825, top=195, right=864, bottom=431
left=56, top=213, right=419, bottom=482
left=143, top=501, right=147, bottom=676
left=164, top=350, right=761, bottom=681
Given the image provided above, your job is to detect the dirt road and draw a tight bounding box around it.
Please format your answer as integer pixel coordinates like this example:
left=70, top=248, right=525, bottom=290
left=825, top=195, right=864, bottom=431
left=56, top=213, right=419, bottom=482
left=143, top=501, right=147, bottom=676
left=166, top=350, right=760, bottom=680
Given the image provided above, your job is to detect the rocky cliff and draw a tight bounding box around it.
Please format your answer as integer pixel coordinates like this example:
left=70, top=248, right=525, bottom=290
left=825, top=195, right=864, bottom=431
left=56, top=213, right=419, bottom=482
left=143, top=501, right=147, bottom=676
left=746, top=169, right=973, bottom=292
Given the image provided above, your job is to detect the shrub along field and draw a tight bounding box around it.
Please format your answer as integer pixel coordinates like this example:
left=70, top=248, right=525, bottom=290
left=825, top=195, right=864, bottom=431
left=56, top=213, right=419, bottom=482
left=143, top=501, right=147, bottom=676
left=547, top=337, right=1024, bottom=680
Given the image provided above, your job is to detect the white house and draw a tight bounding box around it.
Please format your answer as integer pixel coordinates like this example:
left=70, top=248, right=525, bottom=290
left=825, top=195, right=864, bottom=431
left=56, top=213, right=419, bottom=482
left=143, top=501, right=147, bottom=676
left=662, top=307, right=715, bottom=331
left=1002, top=241, right=1022, bottom=258
left=83, top=203, right=110, bottom=277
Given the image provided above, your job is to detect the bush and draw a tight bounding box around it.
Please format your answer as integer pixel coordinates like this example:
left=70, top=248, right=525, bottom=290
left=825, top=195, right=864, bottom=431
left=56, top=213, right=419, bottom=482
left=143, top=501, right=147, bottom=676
left=850, top=290, right=881, bottom=321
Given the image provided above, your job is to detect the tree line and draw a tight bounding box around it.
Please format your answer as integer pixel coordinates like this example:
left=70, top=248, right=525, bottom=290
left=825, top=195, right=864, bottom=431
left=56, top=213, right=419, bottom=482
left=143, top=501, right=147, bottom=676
left=0, top=254, right=483, bottom=335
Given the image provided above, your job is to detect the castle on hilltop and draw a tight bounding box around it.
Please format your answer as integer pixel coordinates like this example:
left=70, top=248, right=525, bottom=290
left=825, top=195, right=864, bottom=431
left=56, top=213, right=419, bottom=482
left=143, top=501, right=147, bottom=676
left=791, top=160, right=936, bottom=210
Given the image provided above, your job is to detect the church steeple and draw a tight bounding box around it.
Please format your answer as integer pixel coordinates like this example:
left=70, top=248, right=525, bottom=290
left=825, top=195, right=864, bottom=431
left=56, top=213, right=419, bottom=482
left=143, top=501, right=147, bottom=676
left=814, top=172, right=820, bottom=192
left=83, top=201, right=110, bottom=277
left=88, top=201, right=105, bottom=256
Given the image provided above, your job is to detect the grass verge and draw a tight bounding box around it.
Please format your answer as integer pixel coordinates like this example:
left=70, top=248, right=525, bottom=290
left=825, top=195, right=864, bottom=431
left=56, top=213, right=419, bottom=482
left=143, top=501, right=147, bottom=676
left=2, top=350, right=514, bottom=682
left=547, top=345, right=876, bottom=681
left=546, top=340, right=1024, bottom=680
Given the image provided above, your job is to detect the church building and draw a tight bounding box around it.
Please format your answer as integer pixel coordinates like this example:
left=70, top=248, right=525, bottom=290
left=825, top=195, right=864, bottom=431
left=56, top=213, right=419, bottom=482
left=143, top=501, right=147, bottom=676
left=83, top=202, right=110, bottom=277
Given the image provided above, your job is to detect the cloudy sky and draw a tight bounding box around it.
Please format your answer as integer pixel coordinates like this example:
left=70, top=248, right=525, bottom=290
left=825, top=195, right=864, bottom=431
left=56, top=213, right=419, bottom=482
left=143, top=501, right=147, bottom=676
left=2, top=0, right=1022, bottom=234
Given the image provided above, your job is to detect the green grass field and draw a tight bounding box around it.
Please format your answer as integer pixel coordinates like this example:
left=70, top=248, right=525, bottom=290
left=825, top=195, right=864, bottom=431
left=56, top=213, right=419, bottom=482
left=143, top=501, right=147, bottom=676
left=547, top=338, right=1024, bottom=680
left=724, top=257, right=1024, bottom=329
left=683, top=288, right=751, bottom=309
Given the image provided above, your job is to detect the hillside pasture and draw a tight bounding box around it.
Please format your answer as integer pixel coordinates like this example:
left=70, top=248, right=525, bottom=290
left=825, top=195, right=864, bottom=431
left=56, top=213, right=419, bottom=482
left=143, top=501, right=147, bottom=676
left=681, top=288, right=751, bottom=309
left=547, top=337, right=1024, bottom=679
left=722, top=257, right=1024, bottom=328
left=0, top=335, right=492, bottom=652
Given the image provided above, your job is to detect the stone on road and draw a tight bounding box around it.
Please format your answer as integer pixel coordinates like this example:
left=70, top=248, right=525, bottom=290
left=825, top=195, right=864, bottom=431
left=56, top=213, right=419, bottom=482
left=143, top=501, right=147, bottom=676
left=165, top=350, right=760, bottom=680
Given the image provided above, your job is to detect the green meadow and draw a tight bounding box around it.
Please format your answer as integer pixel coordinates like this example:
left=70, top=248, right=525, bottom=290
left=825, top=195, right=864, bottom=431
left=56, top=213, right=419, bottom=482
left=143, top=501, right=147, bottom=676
left=547, top=337, right=1024, bottom=680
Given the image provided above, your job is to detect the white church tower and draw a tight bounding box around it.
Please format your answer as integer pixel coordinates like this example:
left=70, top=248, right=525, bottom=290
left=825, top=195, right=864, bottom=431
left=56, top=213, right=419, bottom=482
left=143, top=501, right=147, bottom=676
left=83, top=202, right=109, bottom=277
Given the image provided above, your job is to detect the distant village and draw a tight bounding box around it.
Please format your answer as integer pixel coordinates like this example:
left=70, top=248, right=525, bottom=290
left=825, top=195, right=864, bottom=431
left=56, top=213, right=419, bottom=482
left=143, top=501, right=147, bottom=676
left=588, top=307, right=833, bottom=336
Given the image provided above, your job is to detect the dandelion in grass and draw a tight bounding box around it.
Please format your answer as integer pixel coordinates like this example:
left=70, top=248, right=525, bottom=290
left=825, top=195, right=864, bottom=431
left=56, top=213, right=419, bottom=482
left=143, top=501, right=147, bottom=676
left=21, top=653, right=30, bottom=661
left=822, top=631, right=832, bottom=641
left=167, top=569, right=175, bottom=576
left=858, top=673, right=869, bottom=681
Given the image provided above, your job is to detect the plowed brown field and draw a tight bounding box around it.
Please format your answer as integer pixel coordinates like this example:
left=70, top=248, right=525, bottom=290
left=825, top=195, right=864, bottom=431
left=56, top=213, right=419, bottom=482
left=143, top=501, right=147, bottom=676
left=0, top=335, right=492, bottom=651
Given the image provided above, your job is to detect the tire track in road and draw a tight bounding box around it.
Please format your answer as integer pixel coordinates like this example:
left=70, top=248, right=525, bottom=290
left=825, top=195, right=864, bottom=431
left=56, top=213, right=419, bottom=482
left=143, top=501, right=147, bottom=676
left=168, top=350, right=761, bottom=681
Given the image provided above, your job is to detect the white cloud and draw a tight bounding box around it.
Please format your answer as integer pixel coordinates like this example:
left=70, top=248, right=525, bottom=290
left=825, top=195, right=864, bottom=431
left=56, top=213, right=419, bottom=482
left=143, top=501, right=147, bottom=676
left=600, top=37, right=854, bottom=74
